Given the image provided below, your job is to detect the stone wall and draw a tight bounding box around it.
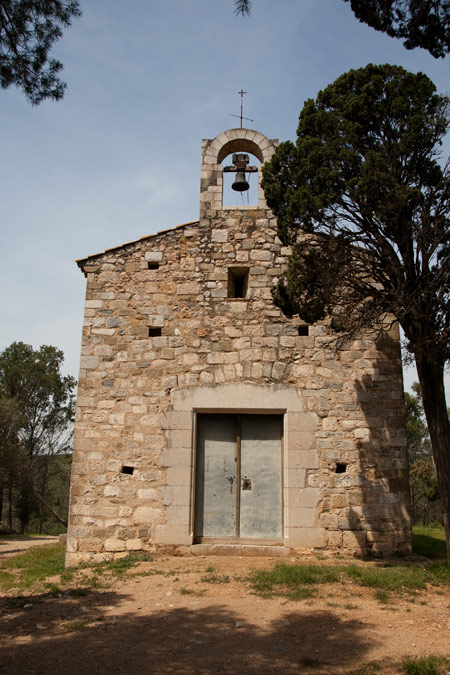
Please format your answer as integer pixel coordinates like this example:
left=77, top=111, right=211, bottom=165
left=66, top=207, right=411, bottom=565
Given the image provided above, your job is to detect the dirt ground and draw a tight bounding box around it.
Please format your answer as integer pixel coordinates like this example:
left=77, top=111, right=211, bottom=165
left=1, top=543, right=450, bottom=675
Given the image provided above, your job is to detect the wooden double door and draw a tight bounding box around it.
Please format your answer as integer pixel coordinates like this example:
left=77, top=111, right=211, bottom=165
left=194, top=414, right=283, bottom=542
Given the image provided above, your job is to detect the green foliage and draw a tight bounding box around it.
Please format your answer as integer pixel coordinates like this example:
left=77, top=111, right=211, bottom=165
left=0, top=342, right=75, bottom=533
left=0, top=0, right=81, bottom=104
left=248, top=563, right=340, bottom=597
left=345, top=1, right=450, bottom=58
left=200, top=572, right=231, bottom=584
left=345, top=563, right=428, bottom=591
left=349, top=663, right=382, bottom=675
left=262, top=63, right=450, bottom=555
left=248, top=559, right=450, bottom=601
left=406, top=386, right=442, bottom=526
left=234, top=1, right=450, bottom=58
left=402, top=655, right=450, bottom=675
left=263, top=65, right=450, bottom=360
left=412, top=525, right=447, bottom=558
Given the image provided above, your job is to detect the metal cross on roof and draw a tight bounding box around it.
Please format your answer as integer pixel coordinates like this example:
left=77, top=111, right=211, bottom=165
left=231, top=89, right=254, bottom=128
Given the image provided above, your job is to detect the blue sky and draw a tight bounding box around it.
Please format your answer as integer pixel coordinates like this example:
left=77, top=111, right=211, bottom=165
left=1, top=0, right=449, bottom=395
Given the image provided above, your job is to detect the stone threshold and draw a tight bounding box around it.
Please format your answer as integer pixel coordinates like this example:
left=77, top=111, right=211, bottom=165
left=185, top=544, right=292, bottom=557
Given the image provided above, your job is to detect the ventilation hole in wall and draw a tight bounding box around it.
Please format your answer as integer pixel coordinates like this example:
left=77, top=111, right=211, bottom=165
left=149, top=327, right=162, bottom=337
left=298, top=325, right=309, bottom=336
left=228, top=267, right=249, bottom=298
left=121, top=465, right=134, bottom=475
left=335, top=463, right=347, bottom=474
left=147, top=262, right=159, bottom=270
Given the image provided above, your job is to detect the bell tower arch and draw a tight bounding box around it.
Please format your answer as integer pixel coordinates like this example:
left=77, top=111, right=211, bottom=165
left=200, top=129, right=278, bottom=219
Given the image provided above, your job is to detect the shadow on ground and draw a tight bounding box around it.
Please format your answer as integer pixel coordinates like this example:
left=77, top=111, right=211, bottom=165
left=0, top=588, right=390, bottom=675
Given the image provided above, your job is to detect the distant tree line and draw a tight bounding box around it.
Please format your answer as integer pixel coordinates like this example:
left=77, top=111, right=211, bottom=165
left=0, top=342, right=75, bottom=534
left=406, top=384, right=444, bottom=526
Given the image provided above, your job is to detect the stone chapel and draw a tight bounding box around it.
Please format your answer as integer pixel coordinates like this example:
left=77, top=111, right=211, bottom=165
left=66, top=128, right=412, bottom=565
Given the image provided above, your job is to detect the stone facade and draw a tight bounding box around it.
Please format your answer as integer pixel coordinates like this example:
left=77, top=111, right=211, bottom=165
left=66, top=128, right=411, bottom=565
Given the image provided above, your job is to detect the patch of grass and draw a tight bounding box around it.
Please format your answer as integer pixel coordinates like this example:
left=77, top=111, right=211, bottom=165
left=285, top=586, right=315, bottom=600
left=0, top=569, right=16, bottom=591
left=248, top=559, right=450, bottom=601
left=200, top=573, right=230, bottom=584
left=402, top=655, right=450, bottom=674
left=374, top=589, right=391, bottom=604
left=43, top=582, right=60, bottom=595
left=248, top=563, right=340, bottom=598
left=105, top=555, right=136, bottom=575
left=426, top=561, right=450, bottom=585
left=180, top=587, right=205, bottom=596
left=349, top=662, right=382, bottom=675
left=1, top=543, right=65, bottom=589
left=204, top=565, right=216, bottom=573
left=344, top=563, right=428, bottom=593
left=412, top=526, right=447, bottom=559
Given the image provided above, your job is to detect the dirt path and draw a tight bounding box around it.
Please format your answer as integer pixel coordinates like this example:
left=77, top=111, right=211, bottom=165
left=0, top=536, right=60, bottom=559
left=1, top=548, right=450, bottom=674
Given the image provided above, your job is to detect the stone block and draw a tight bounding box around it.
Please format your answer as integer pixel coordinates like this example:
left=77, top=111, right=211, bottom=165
left=342, top=530, right=367, bottom=550
left=126, top=538, right=143, bottom=551
left=288, top=487, right=320, bottom=509
left=284, top=468, right=306, bottom=488
left=137, top=488, right=158, bottom=500
left=166, top=504, right=190, bottom=525
left=162, top=485, right=191, bottom=506
left=166, top=429, right=192, bottom=450
left=287, top=507, right=316, bottom=528
left=79, top=356, right=99, bottom=370
left=145, top=251, right=163, bottom=262
left=326, top=531, right=343, bottom=548
left=152, top=524, right=192, bottom=546
left=287, top=527, right=326, bottom=548
left=211, top=229, right=228, bottom=242
left=133, top=506, right=161, bottom=523
left=166, top=467, right=191, bottom=486
left=66, top=537, right=78, bottom=553
left=78, top=538, right=103, bottom=553
left=161, top=447, right=192, bottom=468
left=161, top=411, right=192, bottom=430
left=104, top=539, right=127, bottom=552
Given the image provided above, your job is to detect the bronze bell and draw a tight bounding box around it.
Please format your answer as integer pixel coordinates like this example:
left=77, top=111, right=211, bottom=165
left=232, top=171, right=250, bottom=192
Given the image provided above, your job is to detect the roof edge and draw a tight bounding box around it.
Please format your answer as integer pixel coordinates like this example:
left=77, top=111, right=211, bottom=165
left=76, top=220, right=199, bottom=271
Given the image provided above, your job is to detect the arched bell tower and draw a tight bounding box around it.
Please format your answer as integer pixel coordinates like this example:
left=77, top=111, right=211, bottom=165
left=200, top=128, right=278, bottom=220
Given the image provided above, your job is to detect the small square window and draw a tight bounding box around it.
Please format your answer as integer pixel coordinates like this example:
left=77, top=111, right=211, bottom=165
left=121, top=465, right=134, bottom=475
left=228, top=267, right=249, bottom=298
left=148, top=262, right=159, bottom=270
left=298, top=325, right=309, bottom=336
left=335, top=463, right=347, bottom=474
left=149, top=327, right=162, bottom=337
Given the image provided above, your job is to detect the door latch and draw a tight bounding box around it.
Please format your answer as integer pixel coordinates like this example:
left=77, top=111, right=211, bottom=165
left=242, top=476, right=252, bottom=490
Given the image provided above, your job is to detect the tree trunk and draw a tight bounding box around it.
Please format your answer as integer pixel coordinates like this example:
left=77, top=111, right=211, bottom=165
left=7, top=474, right=13, bottom=531
left=35, top=492, right=67, bottom=528
left=415, top=354, right=450, bottom=559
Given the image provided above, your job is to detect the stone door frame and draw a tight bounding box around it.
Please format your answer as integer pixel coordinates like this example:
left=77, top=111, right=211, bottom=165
left=155, top=383, right=325, bottom=550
